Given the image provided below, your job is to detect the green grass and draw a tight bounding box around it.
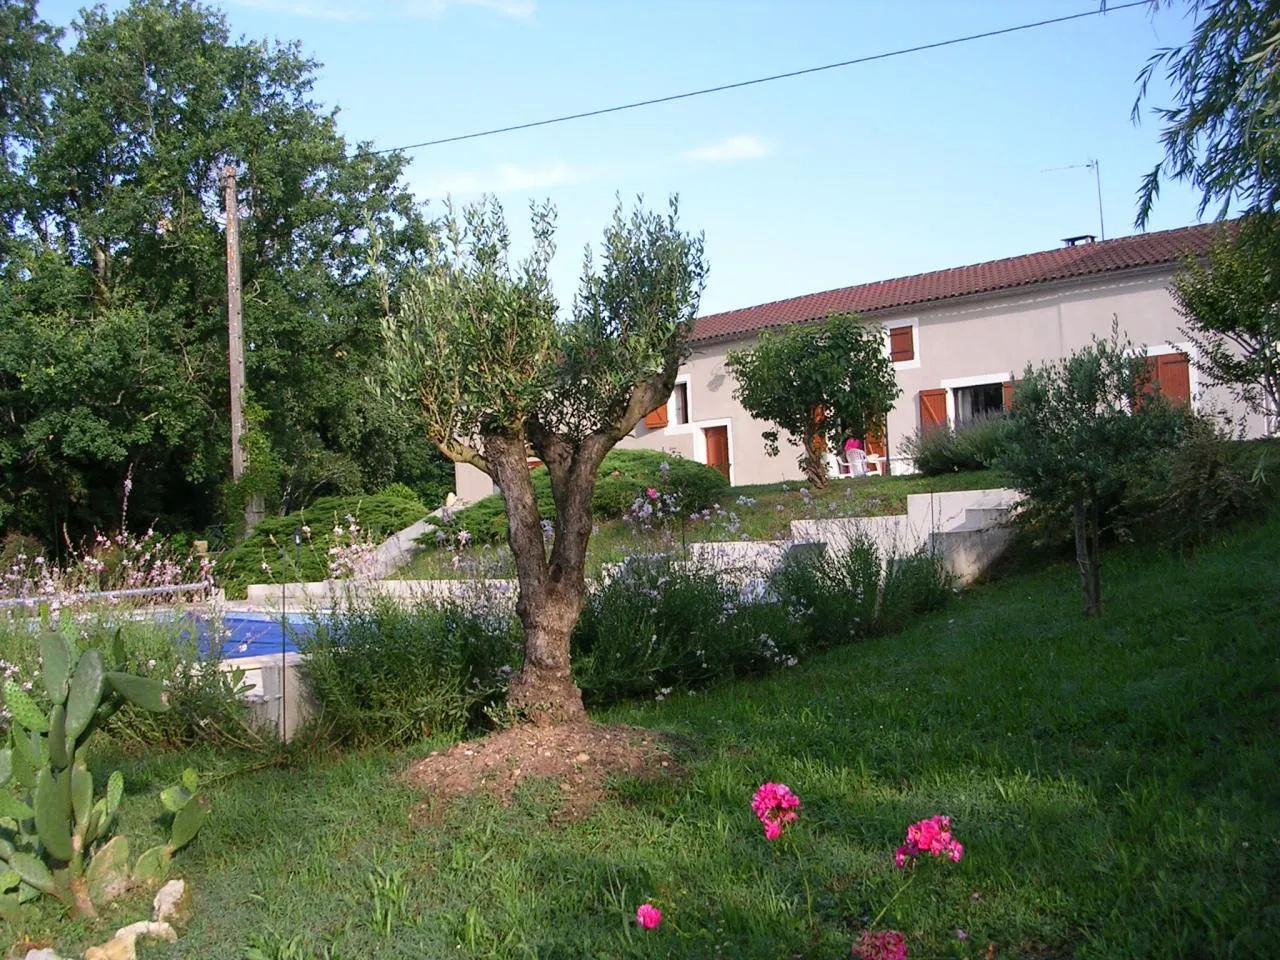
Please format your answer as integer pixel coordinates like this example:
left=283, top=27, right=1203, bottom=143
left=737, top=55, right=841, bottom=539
left=398, top=470, right=1005, bottom=580
left=12, top=508, right=1278, bottom=958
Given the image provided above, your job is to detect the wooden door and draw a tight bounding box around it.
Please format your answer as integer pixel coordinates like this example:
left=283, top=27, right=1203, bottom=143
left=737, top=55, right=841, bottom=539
left=703, top=425, right=730, bottom=482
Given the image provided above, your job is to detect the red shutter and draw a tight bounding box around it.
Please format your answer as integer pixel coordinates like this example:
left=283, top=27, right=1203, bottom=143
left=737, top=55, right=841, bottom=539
left=918, top=389, right=947, bottom=432
left=1156, top=353, right=1191, bottom=406
left=889, top=325, right=914, bottom=363
left=1002, top=381, right=1016, bottom=411
left=643, top=403, right=668, bottom=429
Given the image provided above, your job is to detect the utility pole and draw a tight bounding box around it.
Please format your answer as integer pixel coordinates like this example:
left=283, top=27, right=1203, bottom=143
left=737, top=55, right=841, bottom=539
left=224, top=165, right=246, bottom=482
left=224, top=165, right=262, bottom=534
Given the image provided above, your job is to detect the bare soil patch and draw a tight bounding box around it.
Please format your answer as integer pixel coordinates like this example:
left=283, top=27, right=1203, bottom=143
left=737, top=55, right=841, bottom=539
left=403, top=722, right=680, bottom=820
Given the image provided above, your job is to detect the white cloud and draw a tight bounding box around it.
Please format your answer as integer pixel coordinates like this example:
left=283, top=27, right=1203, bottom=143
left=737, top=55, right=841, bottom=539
left=227, top=0, right=534, bottom=21
left=416, top=161, right=585, bottom=197
left=683, top=134, right=774, bottom=163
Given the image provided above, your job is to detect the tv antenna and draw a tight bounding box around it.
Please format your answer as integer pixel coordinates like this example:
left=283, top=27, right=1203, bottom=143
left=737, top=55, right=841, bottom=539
left=1042, top=159, right=1105, bottom=240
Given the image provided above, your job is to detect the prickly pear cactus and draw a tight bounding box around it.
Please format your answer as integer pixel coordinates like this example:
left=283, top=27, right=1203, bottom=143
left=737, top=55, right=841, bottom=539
left=0, top=629, right=209, bottom=918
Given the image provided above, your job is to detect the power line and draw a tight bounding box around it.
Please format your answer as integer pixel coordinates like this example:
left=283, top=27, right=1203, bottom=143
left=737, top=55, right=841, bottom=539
left=371, top=1, right=1148, bottom=155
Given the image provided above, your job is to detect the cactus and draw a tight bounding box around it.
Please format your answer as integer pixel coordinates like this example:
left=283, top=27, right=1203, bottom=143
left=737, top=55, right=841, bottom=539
left=0, top=629, right=210, bottom=918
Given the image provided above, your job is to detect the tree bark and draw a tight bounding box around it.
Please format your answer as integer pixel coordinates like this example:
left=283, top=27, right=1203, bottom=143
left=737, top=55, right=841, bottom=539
left=486, top=433, right=587, bottom=725
left=1073, top=495, right=1101, bottom=616
left=802, top=430, right=828, bottom=489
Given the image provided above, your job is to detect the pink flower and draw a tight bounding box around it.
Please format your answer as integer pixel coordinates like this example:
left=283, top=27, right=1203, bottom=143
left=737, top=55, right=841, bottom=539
left=751, top=782, right=802, bottom=841
left=895, top=815, right=964, bottom=869
left=852, top=929, right=907, bottom=960
left=635, top=903, right=662, bottom=929
left=646, top=487, right=659, bottom=499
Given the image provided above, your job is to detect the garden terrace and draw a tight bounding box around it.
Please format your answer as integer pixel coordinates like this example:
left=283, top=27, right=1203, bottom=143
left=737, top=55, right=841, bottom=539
left=10, top=504, right=1277, bottom=957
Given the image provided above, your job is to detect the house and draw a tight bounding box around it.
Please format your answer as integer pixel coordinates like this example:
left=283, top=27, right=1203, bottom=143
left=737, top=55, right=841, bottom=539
left=455, top=222, right=1262, bottom=501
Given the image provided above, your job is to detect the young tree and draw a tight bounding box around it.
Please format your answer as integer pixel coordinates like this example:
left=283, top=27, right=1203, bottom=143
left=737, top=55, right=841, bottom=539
left=380, top=197, right=707, bottom=724
left=996, top=323, right=1188, bottom=616
left=725, top=312, right=900, bottom=488
left=1132, top=0, right=1280, bottom=225
left=1171, top=215, right=1280, bottom=431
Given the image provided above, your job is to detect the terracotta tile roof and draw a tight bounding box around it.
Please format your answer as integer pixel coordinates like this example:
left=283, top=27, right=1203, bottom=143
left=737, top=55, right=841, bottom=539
left=691, top=222, right=1230, bottom=343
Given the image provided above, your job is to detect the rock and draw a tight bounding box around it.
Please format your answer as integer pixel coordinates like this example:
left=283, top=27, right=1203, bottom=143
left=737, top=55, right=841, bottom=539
left=24, top=949, right=66, bottom=960
left=152, top=879, right=191, bottom=927
left=82, top=938, right=134, bottom=960
left=83, top=921, right=178, bottom=960
left=574, top=753, right=590, bottom=762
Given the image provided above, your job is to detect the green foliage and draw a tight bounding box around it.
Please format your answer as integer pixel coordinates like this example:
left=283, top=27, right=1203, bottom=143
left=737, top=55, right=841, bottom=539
left=380, top=196, right=708, bottom=718
left=0, top=629, right=207, bottom=917
left=0, top=615, right=255, bottom=749
left=216, top=488, right=427, bottom=599
left=299, top=593, right=521, bottom=746
left=902, top=412, right=1013, bottom=476
left=1121, top=423, right=1278, bottom=549
left=1133, top=0, right=1280, bottom=225
left=445, top=449, right=727, bottom=545
left=571, top=555, right=805, bottom=705
left=0, top=0, right=450, bottom=542
left=1171, top=214, right=1280, bottom=422
left=726, top=312, right=901, bottom=486
left=770, top=536, right=954, bottom=642
left=996, top=322, right=1189, bottom=613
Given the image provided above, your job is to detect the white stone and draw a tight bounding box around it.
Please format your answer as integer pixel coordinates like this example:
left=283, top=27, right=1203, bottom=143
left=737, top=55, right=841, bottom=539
left=24, top=949, right=66, bottom=960
left=152, top=878, right=189, bottom=926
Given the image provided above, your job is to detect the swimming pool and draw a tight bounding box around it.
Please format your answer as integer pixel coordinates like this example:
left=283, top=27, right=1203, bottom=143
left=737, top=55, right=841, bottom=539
left=187, top=612, right=319, bottom=659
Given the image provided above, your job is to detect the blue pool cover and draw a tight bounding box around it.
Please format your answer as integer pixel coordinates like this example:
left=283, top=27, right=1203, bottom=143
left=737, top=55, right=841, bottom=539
left=184, top=612, right=319, bottom=659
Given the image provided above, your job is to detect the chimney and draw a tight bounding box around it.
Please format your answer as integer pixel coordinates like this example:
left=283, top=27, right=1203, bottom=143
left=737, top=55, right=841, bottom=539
left=1062, top=234, right=1097, bottom=247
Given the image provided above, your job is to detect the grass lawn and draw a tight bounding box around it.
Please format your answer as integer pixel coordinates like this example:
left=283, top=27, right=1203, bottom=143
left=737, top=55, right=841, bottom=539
left=13, top=508, right=1278, bottom=958
left=397, top=469, right=1005, bottom=580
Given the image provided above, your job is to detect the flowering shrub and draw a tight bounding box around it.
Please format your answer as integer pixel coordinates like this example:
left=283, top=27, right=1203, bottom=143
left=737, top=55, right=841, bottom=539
left=634, top=903, right=662, bottom=930
left=0, top=527, right=212, bottom=614
left=571, top=553, right=805, bottom=704
left=895, top=815, right=964, bottom=868
left=300, top=587, right=521, bottom=745
left=852, top=929, right=908, bottom=960
left=751, top=781, right=802, bottom=841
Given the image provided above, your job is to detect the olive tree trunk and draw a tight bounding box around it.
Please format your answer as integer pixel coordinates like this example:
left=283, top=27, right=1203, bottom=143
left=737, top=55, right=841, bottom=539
left=485, top=433, right=605, bottom=725
left=1072, top=493, right=1101, bottom=617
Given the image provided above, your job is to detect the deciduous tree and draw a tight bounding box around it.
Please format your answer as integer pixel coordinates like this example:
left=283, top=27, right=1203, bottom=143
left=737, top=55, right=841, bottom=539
left=1133, top=0, right=1280, bottom=225
left=725, top=313, right=900, bottom=488
left=1171, top=215, right=1280, bottom=430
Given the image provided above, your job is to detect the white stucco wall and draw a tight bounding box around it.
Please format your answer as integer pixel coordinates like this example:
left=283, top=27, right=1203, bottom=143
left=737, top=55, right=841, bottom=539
left=453, top=265, right=1265, bottom=499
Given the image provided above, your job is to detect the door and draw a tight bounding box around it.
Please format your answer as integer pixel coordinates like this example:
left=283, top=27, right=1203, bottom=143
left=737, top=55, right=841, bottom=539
left=703, top=425, right=731, bottom=482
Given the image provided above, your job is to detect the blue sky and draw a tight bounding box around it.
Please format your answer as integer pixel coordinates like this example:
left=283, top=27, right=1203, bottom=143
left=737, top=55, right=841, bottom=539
left=41, top=0, right=1206, bottom=315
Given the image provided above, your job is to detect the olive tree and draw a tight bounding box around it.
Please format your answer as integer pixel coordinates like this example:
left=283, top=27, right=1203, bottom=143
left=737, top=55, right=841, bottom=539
left=997, top=322, right=1188, bottom=616
left=725, top=312, right=900, bottom=488
left=380, top=197, right=706, bottom=724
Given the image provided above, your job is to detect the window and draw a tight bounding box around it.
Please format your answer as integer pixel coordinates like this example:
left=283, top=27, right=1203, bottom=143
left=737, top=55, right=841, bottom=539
left=672, top=382, right=690, bottom=425
left=888, top=325, right=914, bottom=363
left=953, top=383, right=1004, bottom=425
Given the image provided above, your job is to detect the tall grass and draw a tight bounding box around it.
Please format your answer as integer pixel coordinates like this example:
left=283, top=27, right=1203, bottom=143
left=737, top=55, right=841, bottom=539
left=299, top=588, right=522, bottom=746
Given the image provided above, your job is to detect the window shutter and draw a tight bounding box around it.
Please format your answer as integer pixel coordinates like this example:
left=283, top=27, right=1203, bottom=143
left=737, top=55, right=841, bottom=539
left=888, top=325, right=914, bottom=363
left=918, top=388, right=947, bottom=431
left=643, top=403, right=668, bottom=429
left=1157, top=353, right=1191, bottom=405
